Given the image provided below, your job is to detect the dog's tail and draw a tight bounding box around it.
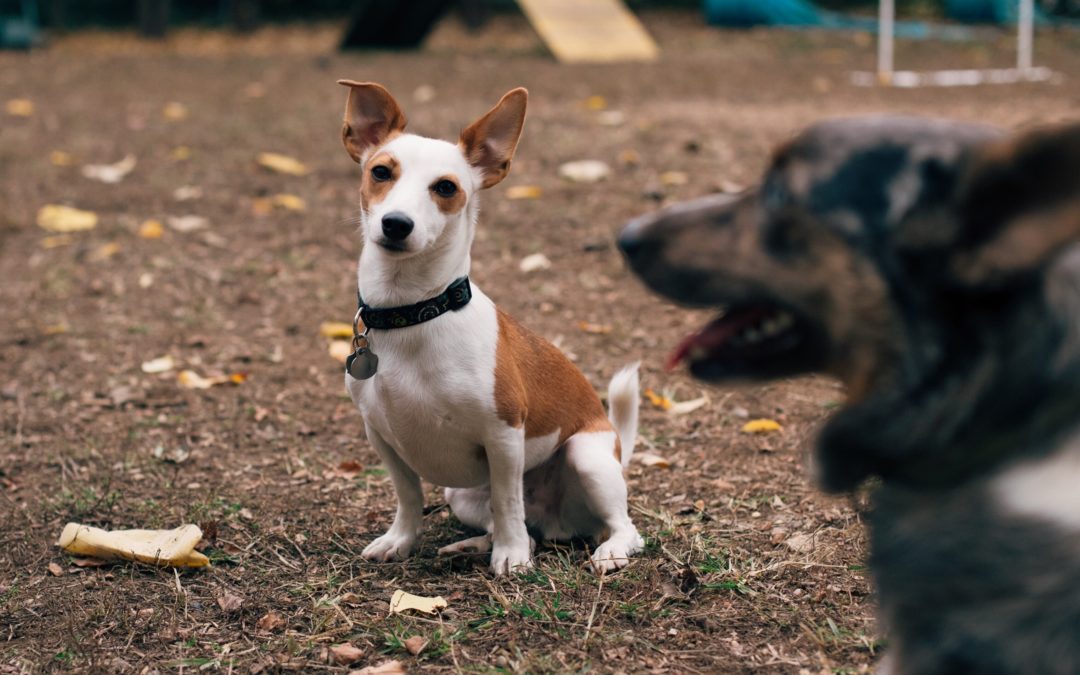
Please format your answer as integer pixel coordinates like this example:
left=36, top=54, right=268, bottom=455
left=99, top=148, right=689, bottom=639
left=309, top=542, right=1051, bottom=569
left=607, top=362, right=640, bottom=471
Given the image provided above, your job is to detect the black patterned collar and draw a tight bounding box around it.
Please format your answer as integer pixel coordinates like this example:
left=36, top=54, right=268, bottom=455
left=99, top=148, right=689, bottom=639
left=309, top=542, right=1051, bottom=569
left=357, top=277, right=472, bottom=330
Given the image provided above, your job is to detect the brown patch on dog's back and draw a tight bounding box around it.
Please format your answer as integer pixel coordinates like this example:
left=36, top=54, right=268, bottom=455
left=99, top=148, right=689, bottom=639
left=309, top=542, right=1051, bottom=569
left=494, top=310, right=616, bottom=456
left=361, top=151, right=399, bottom=211
left=432, top=175, right=466, bottom=215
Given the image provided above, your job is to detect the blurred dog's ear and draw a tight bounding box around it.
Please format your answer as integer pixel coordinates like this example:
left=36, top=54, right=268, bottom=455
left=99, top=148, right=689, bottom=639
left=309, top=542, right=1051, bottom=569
left=338, top=80, right=407, bottom=164
left=460, top=88, right=528, bottom=189
left=949, top=123, right=1080, bottom=287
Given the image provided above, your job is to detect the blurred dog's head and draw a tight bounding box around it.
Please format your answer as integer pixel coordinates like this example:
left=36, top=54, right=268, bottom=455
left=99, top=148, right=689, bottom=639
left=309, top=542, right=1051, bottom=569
left=621, top=117, right=1080, bottom=491
left=338, top=81, right=527, bottom=259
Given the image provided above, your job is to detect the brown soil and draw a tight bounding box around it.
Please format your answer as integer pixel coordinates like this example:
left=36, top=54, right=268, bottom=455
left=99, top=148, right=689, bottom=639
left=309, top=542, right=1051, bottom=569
left=2, top=11, right=1078, bottom=674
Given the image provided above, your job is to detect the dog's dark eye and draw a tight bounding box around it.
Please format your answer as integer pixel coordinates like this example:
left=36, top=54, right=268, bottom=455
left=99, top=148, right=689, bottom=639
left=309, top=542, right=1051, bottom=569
left=371, top=165, right=392, bottom=182
left=433, top=180, right=458, bottom=198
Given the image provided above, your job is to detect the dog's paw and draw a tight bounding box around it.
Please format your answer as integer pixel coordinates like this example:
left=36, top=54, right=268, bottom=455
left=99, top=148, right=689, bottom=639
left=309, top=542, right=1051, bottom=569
left=589, top=533, right=643, bottom=574
left=438, top=534, right=493, bottom=557
left=362, top=531, right=416, bottom=562
left=489, top=541, right=533, bottom=575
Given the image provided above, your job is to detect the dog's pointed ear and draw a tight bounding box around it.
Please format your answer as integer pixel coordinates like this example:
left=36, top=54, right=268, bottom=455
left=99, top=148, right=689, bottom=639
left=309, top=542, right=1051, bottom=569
left=338, top=80, right=407, bottom=164
left=460, top=88, right=528, bottom=189
left=949, top=123, right=1080, bottom=287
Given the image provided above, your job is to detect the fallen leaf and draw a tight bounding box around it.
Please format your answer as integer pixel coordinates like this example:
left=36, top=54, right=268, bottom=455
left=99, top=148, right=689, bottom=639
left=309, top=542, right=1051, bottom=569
left=138, top=219, right=164, bottom=239
left=326, top=459, right=364, bottom=480
left=141, top=355, right=175, bottom=374
left=351, top=661, right=406, bottom=675
left=577, top=321, right=612, bottom=334
left=742, top=419, right=783, bottom=434
left=151, top=445, right=190, bottom=465
left=328, top=340, right=352, bottom=364
left=389, top=589, right=447, bottom=615
left=719, top=179, right=744, bottom=194
left=644, top=388, right=672, bottom=411
left=217, top=592, right=244, bottom=613
left=172, top=185, right=203, bottom=201
left=272, top=193, right=306, bottom=211
left=42, top=324, right=69, bottom=335
left=519, top=253, right=551, bottom=273
left=257, top=152, right=309, bottom=176
left=256, top=611, right=286, bottom=632
left=70, top=557, right=109, bottom=568
left=166, top=215, right=209, bottom=233
left=47, top=562, right=64, bottom=577
left=320, top=322, right=353, bottom=339
left=6, top=99, right=33, bottom=117
left=170, top=146, right=192, bottom=161
left=91, top=242, right=121, bottom=261
left=50, top=151, right=75, bottom=167
left=41, top=235, right=74, bottom=249
left=81, top=155, right=136, bottom=184
left=784, top=532, right=815, bottom=554
left=413, top=83, right=436, bottom=103
left=177, top=370, right=245, bottom=390
left=162, top=102, right=189, bottom=121
left=583, top=95, right=607, bottom=110
left=559, top=160, right=610, bottom=184
left=37, top=205, right=98, bottom=233
left=668, top=395, right=708, bottom=416
left=329, top=644, right=364, bottom=665
left=660, top=171, right=689, bottom=187
left=403, top=636, right=427, bottom=655
left=139, top=273, right=154, bottom=289
left=634, top=452, right=671, bottom=469
left=618, top=149, right=641, bottom=166
left=505, top=185, right=542, bottom=200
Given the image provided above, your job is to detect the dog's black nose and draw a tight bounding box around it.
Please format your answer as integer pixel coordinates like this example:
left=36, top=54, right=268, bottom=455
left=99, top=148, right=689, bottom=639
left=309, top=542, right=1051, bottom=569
left=618, top=216, right=651, bottom=262
left=381, top=212, right=414, bottom=241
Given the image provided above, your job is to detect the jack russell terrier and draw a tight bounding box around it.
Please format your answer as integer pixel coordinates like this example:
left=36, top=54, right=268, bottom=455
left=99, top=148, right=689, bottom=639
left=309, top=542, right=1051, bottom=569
left=338, top=81, right=643, bottom=575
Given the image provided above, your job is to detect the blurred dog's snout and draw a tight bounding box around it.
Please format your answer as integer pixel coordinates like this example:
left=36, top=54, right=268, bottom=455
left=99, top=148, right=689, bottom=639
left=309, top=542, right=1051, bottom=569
left=618, top=214, right=655, bottom=263
left=381, top=212, right=414, bottom=241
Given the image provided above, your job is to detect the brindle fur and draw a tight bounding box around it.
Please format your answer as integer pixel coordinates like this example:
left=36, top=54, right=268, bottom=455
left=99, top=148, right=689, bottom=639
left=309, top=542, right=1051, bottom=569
left=620, top=116, right=1080, bottom=674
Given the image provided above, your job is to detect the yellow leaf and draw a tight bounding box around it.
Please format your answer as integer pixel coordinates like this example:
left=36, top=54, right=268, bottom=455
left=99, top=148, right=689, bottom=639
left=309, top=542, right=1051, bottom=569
left=141, top=355, right=175, bottom=374
left=37, top=205, right=98, bottom=233
left=162, top=102, right=189, bottom=121
left=50, top=151, right=75, bottom=167
left=257, top=152, right=309, bottom=176
left=577, top=321, right=612, bottom=335
left=5, top=99, right=33, bottom=117
left=328, top=340, right=352, bottom=363
left=742, top=418, right=782, bottom=434
left=320, top=322, right=353, bottom=339
left=505, top=185, right=542, bottom=200
left=618, top=149, right=641, bottom=166
left=170, top=146, right=192, bottom=161
left=41, top=235, right=74, bottom=249
left=389, top=589, right=447, bottom=615
left=91, top=242, right=121, bottom=260
left=272, top=193, right=306, bottom=211
left=42, top=324, right=69, bottom=335
left=660, top=171, right=689, bottom=187
left=138, top=219, right=164, bottom=239
left=177, top=370, right=245, bottom=390
left=229, top=372, right=247, bottom=384
left=634, top=452, right=671, bottom=469
left=583, top=95, right=607, bottom=111
left=644, top=388, right=672, bottom=411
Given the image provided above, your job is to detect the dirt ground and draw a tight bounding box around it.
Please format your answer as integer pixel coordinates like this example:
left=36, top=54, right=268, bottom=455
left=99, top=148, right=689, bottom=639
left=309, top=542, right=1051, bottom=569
left=1, top=11, right=1078, bottom=674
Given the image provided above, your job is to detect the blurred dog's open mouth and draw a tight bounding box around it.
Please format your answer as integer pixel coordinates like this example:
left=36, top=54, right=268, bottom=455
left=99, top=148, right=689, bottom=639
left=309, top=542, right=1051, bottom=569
left=667, top=302, right=824, bottom=380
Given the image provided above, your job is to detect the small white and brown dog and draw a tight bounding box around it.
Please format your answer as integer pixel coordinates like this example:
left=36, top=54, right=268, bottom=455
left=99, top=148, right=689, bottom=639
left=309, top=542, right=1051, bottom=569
left=337, top=80, right=643, bottom=575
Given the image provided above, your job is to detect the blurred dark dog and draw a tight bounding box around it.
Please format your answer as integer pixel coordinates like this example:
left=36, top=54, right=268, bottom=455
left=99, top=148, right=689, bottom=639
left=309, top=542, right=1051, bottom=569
left=620, top=117, right=1080, bottom=674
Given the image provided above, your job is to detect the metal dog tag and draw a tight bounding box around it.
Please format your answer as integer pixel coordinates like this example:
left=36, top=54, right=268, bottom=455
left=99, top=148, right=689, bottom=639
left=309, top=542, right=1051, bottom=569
left=347, top=347, right=378, bottom=380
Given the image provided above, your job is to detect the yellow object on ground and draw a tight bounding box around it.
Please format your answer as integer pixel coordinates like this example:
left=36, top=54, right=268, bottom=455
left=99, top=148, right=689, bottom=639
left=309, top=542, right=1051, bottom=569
left=516, top=0, right=659, bottom=63
left=56, top=523, right=210, bottom=568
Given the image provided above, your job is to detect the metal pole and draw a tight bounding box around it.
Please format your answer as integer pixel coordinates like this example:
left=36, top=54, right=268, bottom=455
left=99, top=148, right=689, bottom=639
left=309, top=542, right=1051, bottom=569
left=878, top=0, right=895, bottom=84
left=1018, top=0, right=1034, bottom=71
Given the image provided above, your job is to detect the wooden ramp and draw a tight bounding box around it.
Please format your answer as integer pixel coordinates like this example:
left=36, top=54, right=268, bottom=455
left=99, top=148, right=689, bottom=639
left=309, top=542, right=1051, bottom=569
left=516, top=0, right=659, bottom=63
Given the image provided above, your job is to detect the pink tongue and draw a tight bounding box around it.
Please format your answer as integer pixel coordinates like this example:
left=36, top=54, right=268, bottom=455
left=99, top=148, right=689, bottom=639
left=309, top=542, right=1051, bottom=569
left=665, top=308, right=771, bottom=372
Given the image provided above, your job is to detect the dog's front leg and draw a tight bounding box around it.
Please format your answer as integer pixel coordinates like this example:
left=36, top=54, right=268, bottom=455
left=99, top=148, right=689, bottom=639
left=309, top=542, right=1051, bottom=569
left=484, top=426, right=532, bottom=575
left=362, top=427, right=423, bottom=562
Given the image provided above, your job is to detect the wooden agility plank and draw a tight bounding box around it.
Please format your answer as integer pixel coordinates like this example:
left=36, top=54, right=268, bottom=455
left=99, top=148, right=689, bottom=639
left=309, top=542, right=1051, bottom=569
left=516, top=0, right=659, bottom=63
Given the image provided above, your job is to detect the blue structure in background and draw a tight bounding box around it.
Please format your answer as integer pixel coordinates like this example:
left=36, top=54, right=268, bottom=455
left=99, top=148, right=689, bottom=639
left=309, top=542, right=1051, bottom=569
left=0, top=0, right=40, bottom=49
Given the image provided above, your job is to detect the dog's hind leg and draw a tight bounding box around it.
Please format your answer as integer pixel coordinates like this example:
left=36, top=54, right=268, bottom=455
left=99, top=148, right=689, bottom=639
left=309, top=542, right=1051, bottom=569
left=440, top=486, right=535, bottom=558
left=562, top=430, right=643, bottom=573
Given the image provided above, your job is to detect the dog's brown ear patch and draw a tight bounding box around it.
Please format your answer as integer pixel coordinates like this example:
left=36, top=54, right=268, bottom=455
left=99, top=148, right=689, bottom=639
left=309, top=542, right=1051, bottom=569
left=338, top=80, right=407, bottom=164
left=460, top=88, right=528, bottom=189
left=951, top=123, right=1080, bottom=287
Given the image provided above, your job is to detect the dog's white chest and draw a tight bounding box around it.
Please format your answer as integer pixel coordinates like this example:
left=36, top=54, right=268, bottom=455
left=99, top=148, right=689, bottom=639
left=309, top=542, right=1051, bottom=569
left=346, top=299, right=501, bottom=488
